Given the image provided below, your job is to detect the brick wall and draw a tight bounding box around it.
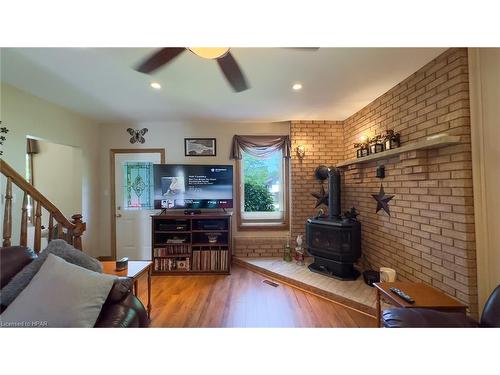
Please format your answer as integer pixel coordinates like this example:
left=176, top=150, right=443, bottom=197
left=341, top=48, right=477, bottom=315
left=238, top=48, right=478, bottom=315
left=234, top=237, right=289, bottom=257
left=235, top=121, right=344, bottom=258
left=290, top=121, right=344, bottom=240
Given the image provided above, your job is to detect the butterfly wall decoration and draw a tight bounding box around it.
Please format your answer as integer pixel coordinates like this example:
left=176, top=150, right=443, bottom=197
left=127, top=128, right=148, bottom=144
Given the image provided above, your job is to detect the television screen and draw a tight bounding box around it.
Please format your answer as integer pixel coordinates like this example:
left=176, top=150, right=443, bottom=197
left=153, top=164, right=233, bottom=209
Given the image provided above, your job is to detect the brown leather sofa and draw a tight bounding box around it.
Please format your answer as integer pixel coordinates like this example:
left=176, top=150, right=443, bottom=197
left=1, top=246, right=149, bottom=327
left=382, top=285, right=500, bottom=328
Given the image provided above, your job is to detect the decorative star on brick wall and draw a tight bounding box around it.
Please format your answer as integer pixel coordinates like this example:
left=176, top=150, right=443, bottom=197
left=311, top=183, right=329, bottom=208
left=372, top=185, right=394, bottom=216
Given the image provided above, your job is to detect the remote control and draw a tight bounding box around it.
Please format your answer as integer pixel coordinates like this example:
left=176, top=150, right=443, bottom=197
left=389, top=287, right=415, bottom=303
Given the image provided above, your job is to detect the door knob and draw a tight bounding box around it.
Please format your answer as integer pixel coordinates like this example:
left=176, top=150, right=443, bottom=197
left=116, top=213, right=122, bottom=218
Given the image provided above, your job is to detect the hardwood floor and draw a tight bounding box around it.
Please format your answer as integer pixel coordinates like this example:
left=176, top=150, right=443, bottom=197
left=136, top=264, right=376, bottom=328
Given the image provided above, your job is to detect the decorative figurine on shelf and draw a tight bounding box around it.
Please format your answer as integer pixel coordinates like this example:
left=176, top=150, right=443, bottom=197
left=369, top=135, right=384, bottom=154
left=384, top=129, right=400, bottom=150
left=295, top=234, right=305, bottom=265
left=354, top=142, right=370, bottom=158
left=315, top=208, right=327, bottom=219
left=296, top=234, right=303, bottom=248
left=344, top=207, right=360, bottom=221
left=283, top=239, right=292, bottom=262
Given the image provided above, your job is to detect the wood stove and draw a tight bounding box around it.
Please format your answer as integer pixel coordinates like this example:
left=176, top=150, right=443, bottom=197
left=306, top=167, right=361, bottom=280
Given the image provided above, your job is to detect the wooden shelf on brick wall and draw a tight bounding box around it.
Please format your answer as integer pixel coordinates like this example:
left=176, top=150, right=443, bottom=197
left=336, top=134, right=461, bottom=168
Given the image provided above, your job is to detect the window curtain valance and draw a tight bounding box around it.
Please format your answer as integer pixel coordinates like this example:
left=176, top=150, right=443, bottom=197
left=230, top=135, right=291, bottom=159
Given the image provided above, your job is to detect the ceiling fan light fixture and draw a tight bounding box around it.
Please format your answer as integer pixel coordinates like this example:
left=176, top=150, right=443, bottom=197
left=135, top=47, right=248, bottom=92
left=188, top=47, right=230, bottom=59
left=150, top=82, right=162, bottom=90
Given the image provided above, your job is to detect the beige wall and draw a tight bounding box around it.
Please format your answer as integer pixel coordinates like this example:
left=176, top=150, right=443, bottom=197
left=0, top=83, right=102, bottom=256
left=97, top=121, right=291, bottom=258
left=33, top=140, right=83, bottom=220
left=469, top=48, right=500, bottom=311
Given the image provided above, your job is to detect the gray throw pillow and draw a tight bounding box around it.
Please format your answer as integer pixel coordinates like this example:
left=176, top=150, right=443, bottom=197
left=0, top=253, right=116, bottom=328
left=0, top=240, right=102, bottom=308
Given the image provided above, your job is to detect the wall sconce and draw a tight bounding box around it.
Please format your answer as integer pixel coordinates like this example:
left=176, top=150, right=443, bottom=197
left=296, top=145, right=306, bottom=159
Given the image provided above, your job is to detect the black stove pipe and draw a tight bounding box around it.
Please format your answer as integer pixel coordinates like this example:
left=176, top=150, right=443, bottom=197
left=328, top=167, right=341, bottom=220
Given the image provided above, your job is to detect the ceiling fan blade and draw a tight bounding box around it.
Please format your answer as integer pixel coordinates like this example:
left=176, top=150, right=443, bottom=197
left=135, top=48, right=186, bottom=74
left=216, top=52, right=249, bottom=92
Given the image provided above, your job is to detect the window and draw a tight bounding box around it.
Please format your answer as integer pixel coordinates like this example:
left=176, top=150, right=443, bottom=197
left=123, top=161, right=154, bottom=209
left=231, top=134, right=291, bottom=230
left=237, top=149, right=289, bottom=230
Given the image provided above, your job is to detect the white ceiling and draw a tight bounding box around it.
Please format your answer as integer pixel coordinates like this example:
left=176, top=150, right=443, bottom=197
left=1, top=47, right=446, bottom=123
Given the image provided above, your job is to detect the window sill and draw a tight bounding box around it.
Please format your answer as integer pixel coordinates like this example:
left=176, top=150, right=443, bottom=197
left=237, top=222, right=289, bottom=232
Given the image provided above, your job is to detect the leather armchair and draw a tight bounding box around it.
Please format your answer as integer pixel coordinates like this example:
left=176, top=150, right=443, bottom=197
left=0, top=246, right=149, bottom=327
left=382, top=285, right=500, bottom=328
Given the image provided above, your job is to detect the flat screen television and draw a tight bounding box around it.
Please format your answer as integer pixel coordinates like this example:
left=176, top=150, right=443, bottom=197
left=153, top=164, right=233, bottom=209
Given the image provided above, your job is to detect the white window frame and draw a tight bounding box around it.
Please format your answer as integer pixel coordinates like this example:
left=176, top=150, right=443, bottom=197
left=236, top=149, right=289, bottom=230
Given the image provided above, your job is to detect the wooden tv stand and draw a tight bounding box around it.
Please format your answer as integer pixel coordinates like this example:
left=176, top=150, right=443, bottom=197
left=151, top=212, right=232, bottom=276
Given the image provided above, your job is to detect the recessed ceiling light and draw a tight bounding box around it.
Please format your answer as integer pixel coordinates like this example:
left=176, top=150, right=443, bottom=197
left=150, top=82, right=161, bottom=90
left=292, top=83, right=303, bottom=91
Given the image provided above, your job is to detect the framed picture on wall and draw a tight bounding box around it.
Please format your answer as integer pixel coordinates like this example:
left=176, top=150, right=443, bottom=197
left=184, top=138, right=217, bottom=156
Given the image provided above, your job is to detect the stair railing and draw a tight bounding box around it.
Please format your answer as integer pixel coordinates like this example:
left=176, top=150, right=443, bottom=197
left=1, top=159, right=86, bottom=252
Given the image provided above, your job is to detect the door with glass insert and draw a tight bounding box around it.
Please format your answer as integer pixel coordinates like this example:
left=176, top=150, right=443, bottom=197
left=113, top=151, right=163, bottom=260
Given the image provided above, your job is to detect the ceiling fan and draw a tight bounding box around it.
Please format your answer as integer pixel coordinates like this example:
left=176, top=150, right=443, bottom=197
left=135, top=47, right=249, bottom=92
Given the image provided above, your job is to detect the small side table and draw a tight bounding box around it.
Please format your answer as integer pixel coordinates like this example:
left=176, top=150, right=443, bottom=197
left=101, top=260, right=153, bottom=319
left=373, top=282, right=467, bottom=327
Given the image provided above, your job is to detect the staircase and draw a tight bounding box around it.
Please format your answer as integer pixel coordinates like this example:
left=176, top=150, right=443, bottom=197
left=1, top=159, right=86, bottom=252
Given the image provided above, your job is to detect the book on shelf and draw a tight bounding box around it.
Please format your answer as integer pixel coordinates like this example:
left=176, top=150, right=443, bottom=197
left=154, top=244, right=191, bottom=257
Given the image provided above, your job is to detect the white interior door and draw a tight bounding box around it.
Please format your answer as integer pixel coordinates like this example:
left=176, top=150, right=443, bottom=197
left=114, top=152, right=162, bottom=260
